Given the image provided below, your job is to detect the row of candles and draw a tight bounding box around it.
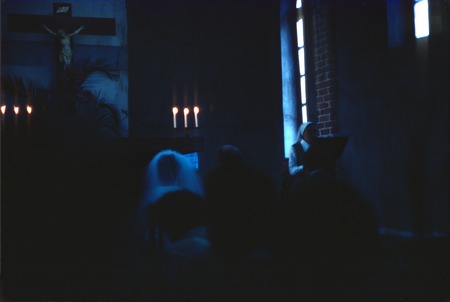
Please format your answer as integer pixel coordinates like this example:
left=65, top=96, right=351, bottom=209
left=1, top=105, right=33, bottom=115
left=1, top=104, right=33, bottom=139
left=172, top=106, right=200, bottom=128
left=3, top=104, right=201, bottom=129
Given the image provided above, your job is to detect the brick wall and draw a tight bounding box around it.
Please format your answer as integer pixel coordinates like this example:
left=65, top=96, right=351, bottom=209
left=311, top=0, right=339, bottom=136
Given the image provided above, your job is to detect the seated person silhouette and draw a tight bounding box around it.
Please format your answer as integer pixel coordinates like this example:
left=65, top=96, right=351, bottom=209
left=153, top=190, right=223, bottom=301
left=275, top=173, right=377, bottom=301
left=204, top=145, right=278, bottom=298
left=137, top=149, right=204, bottom=255
left=288, top=122, right=319, bottom=178
left=283, top=122, right=319, bottom=202
left=289, top=122, right=348, bottom=181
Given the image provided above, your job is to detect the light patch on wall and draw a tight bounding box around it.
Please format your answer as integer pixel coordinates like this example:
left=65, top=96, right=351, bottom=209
left=414, top=0, right=429, bottom=38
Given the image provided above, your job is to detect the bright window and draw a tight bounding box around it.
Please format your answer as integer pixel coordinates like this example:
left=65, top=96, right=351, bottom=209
left=414, top=0, right=429, bottom=39
left=280, top=0, right=309, bottom=158
left=297, top=10, right=308, bottom=123
left=296, top=19, right=304, bottom=47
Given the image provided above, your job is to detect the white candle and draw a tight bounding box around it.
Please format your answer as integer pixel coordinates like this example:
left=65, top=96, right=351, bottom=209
left=183, top=108, right=189, bottom=128
left=194, top=106, right=199, bottom=127
left=13, top=106, right=19, bottom=137
left=172, top=107, right=178, bottom=128
left=27, top=105, right=32, bottom=141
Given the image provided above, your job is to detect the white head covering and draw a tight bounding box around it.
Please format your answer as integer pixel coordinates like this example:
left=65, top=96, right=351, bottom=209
left=143, top=149, right=204, bottom=205
left=296, top=122, right=314, bottom=142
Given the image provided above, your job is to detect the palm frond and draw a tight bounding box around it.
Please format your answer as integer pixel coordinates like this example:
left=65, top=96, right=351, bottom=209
left=1, top=76, right=45, bottom=103
left=74, top=89, right=122, bottom=135
left=75, top=58, right=119, bottom=85
left=2, top=57, right=124, bottom=137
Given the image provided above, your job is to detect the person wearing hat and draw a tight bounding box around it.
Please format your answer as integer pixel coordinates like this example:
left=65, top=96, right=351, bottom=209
left=288, top=122, right=318, bottom=177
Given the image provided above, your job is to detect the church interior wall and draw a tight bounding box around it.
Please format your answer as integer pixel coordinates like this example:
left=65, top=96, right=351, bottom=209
left=1, top=0, right=129, bottom=136
left=1, top=0, right=449, bottom=300
left=334, top=0, right=450, bottom=235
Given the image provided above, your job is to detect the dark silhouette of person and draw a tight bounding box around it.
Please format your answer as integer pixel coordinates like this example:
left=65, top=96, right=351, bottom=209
left=152, top=190, right=223, bottom=301
left=203, top=144, right=278, bottom=299
left=273, top=172, right=378, bottom=301
left=288, top=122, right=318, bottom=178
left=282, top=122, right=320, bottom=203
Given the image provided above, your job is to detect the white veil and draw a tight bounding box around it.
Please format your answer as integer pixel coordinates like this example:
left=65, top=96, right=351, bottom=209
left=132, top=150, right=204, bottom=262
left=142, top=149, right=204, bottom=206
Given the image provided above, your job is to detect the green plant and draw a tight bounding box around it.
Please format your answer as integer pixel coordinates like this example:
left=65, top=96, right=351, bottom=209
left=1, top=58, right=125, bottom=137
left=1, top=75, right=45, bottom=105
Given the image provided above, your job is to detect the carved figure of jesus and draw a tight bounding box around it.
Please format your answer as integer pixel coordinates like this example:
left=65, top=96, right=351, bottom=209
left=42, top=24, right=85, bottom=70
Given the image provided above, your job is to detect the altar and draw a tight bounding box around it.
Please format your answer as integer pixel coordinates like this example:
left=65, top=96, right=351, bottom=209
left=124, top=134, right=204, bottom=157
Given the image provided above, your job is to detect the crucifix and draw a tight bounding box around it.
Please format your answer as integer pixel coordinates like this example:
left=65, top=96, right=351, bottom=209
left=7, top=2, right=116, bottom=73
left=7, top=3, right=117, bottom=113
left=42, top=23, right=86, bottom=71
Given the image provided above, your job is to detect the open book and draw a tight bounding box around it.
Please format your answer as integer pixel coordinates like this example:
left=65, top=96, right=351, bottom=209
left=303, top=135, right=349, bottom=174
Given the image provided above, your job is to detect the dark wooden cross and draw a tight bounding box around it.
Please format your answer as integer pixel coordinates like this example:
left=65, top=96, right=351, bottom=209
left=7, top=2, right=116, bottom=36
left=8, top=2, right=115, bottom=74
left=7, top=3, right=117, bottom=112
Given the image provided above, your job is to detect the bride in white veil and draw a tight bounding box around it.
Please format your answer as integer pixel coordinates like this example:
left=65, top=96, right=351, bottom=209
left=142, top=149, right=204, bottom=205
left=135, top=149, right=204, bottom=255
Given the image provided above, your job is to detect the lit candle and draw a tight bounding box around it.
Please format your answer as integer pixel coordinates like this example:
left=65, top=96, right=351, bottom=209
left=27, top=105, right=32, bottom=142
left=172, top=107, right=178, bottom=128
left=194, top=106, right=199, bottom=127
left=13, top=106, right=19, bottom=137
left=183, top=107, right=189, bottom=128
left=0, top=105, right=5, bottom=126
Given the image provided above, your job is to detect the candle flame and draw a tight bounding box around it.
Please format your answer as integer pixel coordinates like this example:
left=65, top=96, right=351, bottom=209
left=184, top=108, right=189, bottom=115
left=172, top=107, right=178, bottom=114
left=1, top=105, right=5, bottom=114
left=194, top=106, right=199, bottom=114
left=27, top=105, right=33, bottom=114
left=13, top=106, right=19, bottom=115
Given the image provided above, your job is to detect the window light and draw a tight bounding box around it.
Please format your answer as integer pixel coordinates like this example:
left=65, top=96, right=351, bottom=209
left=296, top=19, right=304, bottom=48
left=298, top=47, right=305, bottom=76
left=414, top=0, right=429, bottom=39
left=300, top=76, right=306, bottom=104
left=302, top=105, right=308, bottom=122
